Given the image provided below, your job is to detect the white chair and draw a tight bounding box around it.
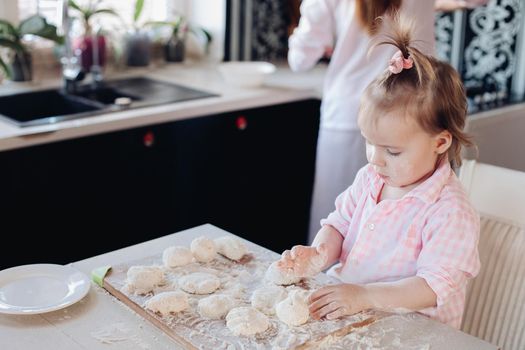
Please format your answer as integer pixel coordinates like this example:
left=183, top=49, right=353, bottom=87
left=458, top=159, right=525, bottom=350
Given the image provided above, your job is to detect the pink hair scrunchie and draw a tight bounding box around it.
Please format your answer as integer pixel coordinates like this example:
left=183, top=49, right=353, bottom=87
left=389, top=50, right=413, bottom=74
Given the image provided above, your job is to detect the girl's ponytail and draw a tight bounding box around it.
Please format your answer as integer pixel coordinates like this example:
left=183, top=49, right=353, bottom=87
left=360, top=14, right=474, bottom=168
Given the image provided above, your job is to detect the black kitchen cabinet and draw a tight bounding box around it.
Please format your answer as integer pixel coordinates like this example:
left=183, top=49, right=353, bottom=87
left=0, top=99, right=320, bottom=269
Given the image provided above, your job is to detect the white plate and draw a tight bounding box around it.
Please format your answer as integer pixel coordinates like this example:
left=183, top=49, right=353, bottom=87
left=0, top=264, right=91, bottom=315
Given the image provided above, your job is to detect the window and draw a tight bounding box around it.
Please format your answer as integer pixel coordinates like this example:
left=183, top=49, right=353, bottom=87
left=17, top=0, right=172, bottom=30
left=19, top=0, right=59, bottom=24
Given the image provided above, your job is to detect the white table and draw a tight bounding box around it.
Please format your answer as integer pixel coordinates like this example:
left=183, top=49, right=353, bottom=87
left=0, top=224, right=498, bottom=350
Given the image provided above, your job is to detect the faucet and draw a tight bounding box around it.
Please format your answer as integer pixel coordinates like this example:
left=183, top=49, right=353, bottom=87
left=59, top=0, right=85, bottom=94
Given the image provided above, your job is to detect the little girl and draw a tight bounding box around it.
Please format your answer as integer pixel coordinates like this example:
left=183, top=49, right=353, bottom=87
left=276, top=17, right=480, bottom=329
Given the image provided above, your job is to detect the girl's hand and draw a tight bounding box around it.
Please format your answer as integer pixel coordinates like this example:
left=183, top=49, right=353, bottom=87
left=277, top=244, right=328, bottom=277
left=308, top=283, right=370, bottom=320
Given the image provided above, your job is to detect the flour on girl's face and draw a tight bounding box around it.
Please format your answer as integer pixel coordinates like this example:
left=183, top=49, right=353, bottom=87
left=361, top=111, right=445, bottom=192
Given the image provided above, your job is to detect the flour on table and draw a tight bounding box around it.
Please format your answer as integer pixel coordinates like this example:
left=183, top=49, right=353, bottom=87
left=276, top=289, right=310, bottom=326
left=126, top=265, right=165, bottom=295
left=90, top=322, right=153, bottom=349
left=198, top=294, right=236, bottom=319
left=107, top=236, right=375, bottom=349
left=190, top=236, right=217, bottom=263
left=226, top=306, right=270, bottom=336
left=144, top=291, right=189, bottom=316
left=162, top=246, right=193, bottom=268
left=179, top=272, right=220, bottom=294
left=250, top=285, right=288, bottom=315
left=266, top=261, right=302, bottom=285
left=214, top=236, right=248, bottom=261
left=222, top=280, right=246, bottom=299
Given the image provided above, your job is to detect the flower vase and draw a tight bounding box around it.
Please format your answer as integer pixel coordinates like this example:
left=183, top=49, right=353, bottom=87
left=164, top=36, right=185, bottom=62
left=10, top=51, right=32, bottom=81
left=125, top=31, right=151, bottom=67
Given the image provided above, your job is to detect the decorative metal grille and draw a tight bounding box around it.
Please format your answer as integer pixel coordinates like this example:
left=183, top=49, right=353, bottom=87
left=251, top=0, right=289, bottom=61
left=463, top=0, right=522, bottom=95
left=436, top=12, right=455, bottom=62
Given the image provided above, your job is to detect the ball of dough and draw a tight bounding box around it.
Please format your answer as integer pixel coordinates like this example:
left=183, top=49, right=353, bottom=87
left=126, top=265, right=164, bottom=294
left=190, top=236, right=217, bottom=263
left=276, top=290, right=310, bottom=326
left=198, top=294, right=236, bottom=319
left=215, top=236, right=248, bottom=261
left=226, top=306, right=269, bottom=336
left=250, top=285, right=288, bottom=315
left=179, top=272, right=220, bottom=294
left=265, top=261, right=302, bottom=285
left=162, top=246, right=193, bottom=268
left=145, top=291, right=189, bottom=315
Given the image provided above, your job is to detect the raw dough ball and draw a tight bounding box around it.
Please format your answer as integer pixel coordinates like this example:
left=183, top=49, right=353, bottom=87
left=198, top=294, right=236, bottom=319
left=145, top=291, right=189, bottom=315
left=266, top=261, right=302, bottom=285
left=126, top=265, right=164, bottom=294
left=162, top=246, right=193, bottom=268
left=226, top=306, right=270, bottom=336
left=190, top=236, right=217, bottom=263
left=250, top=285, right=288, bottom=315
left=179, top=272, right=220, bottom=294
left=276, top=290, right=310, bottom=326
left=214, top=236, right=248, bottom=261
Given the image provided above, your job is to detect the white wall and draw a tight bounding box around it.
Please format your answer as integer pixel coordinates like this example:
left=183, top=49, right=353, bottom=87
left=187, top=0, right=226, bottom=62
left=0, top=1, right=19, bottom=23
left=465, top=103, right=525, bottom=172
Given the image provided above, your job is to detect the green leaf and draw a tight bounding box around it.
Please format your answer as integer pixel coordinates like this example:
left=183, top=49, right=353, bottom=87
left=190, top=26, right=212, bottom=43
left=144, top=20, right=178, bottom=28
left=18, top=15, right=63, bottom=44
left=38, top=24, right=65, bottom=45
left=145, top=19, right=183, bottom=37
left=92, top=8, right=119, bottom=17
left=200, top=28, right=213, bottom=43
left=134, top=0, right=145, bottom=23
left=0, top=19, right=19, bottom=39
left=19, top=15, right=45, bottom=36
left=68, top=0, right=84, bottom=14
left=0, top=37, right=25, bottom=53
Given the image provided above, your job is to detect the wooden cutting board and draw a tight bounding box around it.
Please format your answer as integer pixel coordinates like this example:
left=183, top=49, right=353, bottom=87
left=103, top=238, right=379, bottom=349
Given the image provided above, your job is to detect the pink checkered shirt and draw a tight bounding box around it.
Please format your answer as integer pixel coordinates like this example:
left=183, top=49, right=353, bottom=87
left=321, top=160, right=480, bottom=328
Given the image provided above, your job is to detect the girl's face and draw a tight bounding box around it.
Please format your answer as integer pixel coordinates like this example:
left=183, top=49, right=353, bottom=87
left=359, top=111, right=451, bottom=189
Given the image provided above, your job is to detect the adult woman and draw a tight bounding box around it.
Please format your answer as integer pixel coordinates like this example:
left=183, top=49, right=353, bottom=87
left=288, top=0, right=437, bottom=242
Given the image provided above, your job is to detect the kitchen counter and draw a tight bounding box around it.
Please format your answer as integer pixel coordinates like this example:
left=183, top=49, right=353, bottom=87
left=1, top=59, right=523, bottom=159
left=0, top=224, right=497, bottom=350
left=0, top=61, right=325, bottom=152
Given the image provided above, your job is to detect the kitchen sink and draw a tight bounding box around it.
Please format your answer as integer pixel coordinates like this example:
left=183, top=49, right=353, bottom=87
left=0, top=90, right=103, bottom=126
left=0, top=77, right=218, bottom=127
left=72, top=86, right=140, bottom=105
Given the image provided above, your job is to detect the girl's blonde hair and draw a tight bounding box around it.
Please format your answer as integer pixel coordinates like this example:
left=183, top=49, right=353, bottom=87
left=356, top=0, right=402, bottom=35
left=359, top=15, right=473, bottom=168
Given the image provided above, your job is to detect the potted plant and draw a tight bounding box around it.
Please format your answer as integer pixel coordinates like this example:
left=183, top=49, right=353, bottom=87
left=0, top=15, right=63, bottom=81
left=68, top=0, right=118, bottom=72
left=124, top=0, right=151, bottom=67
left=149, top=16, right=212, bottom=63
left=161, top=16, right=187, bottom=63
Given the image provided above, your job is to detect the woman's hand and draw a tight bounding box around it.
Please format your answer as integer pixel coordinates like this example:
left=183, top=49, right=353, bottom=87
left=435, top=0, right=487, bottom=11
left=308, top=283, right=370, bottom=320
